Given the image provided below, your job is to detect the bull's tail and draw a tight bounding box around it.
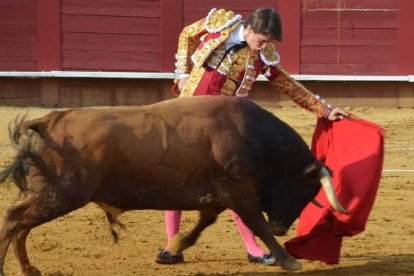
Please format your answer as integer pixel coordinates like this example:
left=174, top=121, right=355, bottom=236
left=0, top=114, right=35, bottom=192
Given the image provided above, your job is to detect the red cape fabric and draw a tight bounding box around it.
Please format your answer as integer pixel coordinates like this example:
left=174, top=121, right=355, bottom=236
left=285, top=116, right=385, bottom=264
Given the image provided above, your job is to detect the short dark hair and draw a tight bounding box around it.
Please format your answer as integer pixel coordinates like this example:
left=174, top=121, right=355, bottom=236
left=243, top=8, right=282, bottom=41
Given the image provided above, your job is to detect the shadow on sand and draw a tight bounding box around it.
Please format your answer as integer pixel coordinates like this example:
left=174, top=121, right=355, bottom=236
left=193, top=254, right=414, bottom=276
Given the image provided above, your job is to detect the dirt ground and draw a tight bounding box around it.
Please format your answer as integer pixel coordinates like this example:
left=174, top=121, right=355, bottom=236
left=0, top=103, right=412, bottom=276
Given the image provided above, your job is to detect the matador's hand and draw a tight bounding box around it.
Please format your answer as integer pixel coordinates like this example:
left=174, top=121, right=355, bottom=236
left=327, top=107, right=348, bottom=121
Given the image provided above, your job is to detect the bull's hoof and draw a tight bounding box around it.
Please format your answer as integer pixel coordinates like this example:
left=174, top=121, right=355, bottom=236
left=280, top=256, right=302, bottom=271
left=21, top=265, right=41, bottom=276
left=169, top=233, right=185, bottom=255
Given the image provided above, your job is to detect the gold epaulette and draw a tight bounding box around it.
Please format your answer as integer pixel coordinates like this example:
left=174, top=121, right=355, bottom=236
left=259, top=43, right=281, bottom=66
left=205, top=8, right=242, bottom=33
left=191, top=9, right=242, bottom=68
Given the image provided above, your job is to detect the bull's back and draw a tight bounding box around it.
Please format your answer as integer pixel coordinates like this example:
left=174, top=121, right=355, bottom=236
left=20, top=97, right=313, bottom=209
left=152, top=97, right=313, bottom=175
left=26, top=97, right=310, bottom=169
left=24, top=99, right=228, bottom=180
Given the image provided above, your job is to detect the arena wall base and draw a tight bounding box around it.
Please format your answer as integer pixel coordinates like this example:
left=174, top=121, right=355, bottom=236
left=0, top=78, right=413, bottom=108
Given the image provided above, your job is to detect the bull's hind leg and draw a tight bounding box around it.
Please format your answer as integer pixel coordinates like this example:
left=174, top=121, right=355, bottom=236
left=0, top=192, right=87, bottom=276
left=0, top=195, right=40, bottom=276
left=12, top=229, right=40, bottom=276
left=169, top=209, right=220, bottom=256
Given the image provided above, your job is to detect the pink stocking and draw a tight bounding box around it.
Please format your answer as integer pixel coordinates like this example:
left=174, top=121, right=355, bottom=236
left=230, top=210, right=266, bottom=257
left=164, top=210, right=182, bottom=252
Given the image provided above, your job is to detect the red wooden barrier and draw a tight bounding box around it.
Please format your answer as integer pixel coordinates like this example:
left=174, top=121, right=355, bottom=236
left=301, top=0, right=399, bottom=75
left=37, top=0, right=61, bottom=71
left=0, top=0, right=37, bottom=70
left=61, top=0, right=161, bottom=71
left=160, top=0, right=183, bottom=72
left=398, top=0, right=414, bottom=74
left=0, top=0, right=412, bottom=75
left=279, top=0, right=301, bottom=74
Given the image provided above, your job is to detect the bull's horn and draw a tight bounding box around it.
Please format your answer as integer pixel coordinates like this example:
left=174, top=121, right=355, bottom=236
left=311, top=199, right=324, bottom=208
left=320, top=167, right=349, bottom=214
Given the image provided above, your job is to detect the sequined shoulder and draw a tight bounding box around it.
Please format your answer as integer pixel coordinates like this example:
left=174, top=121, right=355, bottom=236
left=259, top=43, right=281, bottom=66
left=205, top=8, right=242, bottom=33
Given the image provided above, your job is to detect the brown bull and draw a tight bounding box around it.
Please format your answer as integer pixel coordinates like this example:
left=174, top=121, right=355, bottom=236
left=0, top=96, right=346, bottom=275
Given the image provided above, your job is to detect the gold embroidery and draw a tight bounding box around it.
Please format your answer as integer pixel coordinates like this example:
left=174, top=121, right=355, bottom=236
left=221, top=79, right=237, bottom=96
left=206, top=9, right=240, bottom=32
left=269, top=66, right=328, bottom=117
left=192, top=22, right=241, bottom=68
left=217, top=51, right=233, bottom=75
left=228, top=48, right=251, bottom=78
left=175, top=9, right=242, bottom=76
left=179, top=66, right=206, bottom=98
left=231, top=51, right=257, bottom=97
left=206, top=44, right=226, bottom=69
left=260, top=43, right=281, bottom=66
left=175, top=18, right=207, bottom=74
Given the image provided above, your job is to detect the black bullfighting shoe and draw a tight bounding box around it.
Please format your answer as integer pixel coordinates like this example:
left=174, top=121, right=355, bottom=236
left=155, top=250, right=184, bottom=264
left=247, top=253, right=276, bottom=265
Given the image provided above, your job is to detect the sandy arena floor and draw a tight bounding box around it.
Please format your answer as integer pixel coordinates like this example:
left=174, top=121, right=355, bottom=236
left=0, top=103, right=412, bottom=275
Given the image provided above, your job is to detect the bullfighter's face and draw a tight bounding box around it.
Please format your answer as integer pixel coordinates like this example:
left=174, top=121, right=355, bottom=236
left=244, top=25, right=272, bottom=52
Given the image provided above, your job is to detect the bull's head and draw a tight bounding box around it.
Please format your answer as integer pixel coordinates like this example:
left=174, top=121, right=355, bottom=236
left=262, top=161, right=348, bottom=236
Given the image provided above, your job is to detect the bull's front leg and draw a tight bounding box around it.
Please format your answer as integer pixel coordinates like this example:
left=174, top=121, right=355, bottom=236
left=231, top=200, right=302, bottom=271
left=215, top=172, right=301, bottom=271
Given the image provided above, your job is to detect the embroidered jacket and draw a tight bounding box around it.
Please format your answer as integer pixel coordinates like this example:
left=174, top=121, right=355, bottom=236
left=174, top=8, right=330, bottom=118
